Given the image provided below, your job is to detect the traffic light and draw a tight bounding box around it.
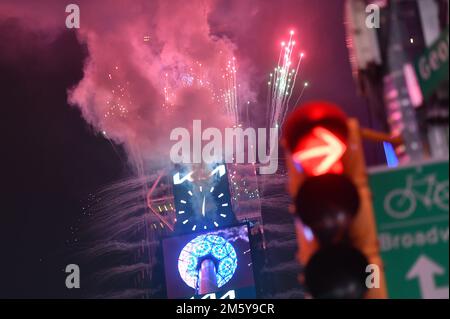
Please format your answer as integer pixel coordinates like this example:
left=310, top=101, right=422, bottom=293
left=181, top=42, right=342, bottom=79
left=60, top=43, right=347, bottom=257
left=283, top=101, right=349, bottom=178
left=282, top=101, right=387, bottom=299
left=295, top=173, right=359, bottom=245
left=304, top=243, right=369, bottom=299
left=292, top=127, right=347, bottom=176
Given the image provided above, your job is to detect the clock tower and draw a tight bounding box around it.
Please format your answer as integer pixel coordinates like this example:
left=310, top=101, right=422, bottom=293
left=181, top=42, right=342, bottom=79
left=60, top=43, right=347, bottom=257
left=172, top=163, right=236, bottom=234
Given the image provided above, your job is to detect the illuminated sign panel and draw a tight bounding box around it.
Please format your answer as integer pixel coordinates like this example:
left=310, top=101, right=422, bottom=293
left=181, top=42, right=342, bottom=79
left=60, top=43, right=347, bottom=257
left=178, top=234, right=238, bottom=290
left=292, top=126, right=346, bottom=176
left=162, top=224, right=256, bottom=299
left=172, top=163, right=236, bottom=233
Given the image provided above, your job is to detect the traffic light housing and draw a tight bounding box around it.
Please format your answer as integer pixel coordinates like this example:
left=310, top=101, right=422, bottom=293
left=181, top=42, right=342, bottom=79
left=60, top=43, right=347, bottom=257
left=282, top=101, right=387, bottom=299
left=284, top=101, right=349, bottom=178
left=295, top=173, right=360, bottom=245
left=304, top=243, right=370, bottom=299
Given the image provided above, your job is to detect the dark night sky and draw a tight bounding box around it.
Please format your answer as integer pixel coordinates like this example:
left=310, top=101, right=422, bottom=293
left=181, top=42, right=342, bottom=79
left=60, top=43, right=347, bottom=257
left=0, top=21, right=130, bottom=298
left=0, top=1, right=386, bottom=298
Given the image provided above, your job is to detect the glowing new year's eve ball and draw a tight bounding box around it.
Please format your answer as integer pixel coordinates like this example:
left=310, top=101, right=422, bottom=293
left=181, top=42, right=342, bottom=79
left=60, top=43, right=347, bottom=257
left=178, top=234, right=238, bottom=289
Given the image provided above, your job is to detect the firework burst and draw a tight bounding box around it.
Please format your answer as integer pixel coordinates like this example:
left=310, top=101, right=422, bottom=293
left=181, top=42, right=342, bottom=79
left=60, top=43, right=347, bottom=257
left=267, top=30, right=308, bottom=129
left=223, top=57, right=239, bottom=125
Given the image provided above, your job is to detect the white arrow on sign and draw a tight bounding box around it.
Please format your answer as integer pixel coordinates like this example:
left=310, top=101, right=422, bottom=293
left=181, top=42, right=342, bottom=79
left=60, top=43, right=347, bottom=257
left=406, top=255, right=449, bottom=299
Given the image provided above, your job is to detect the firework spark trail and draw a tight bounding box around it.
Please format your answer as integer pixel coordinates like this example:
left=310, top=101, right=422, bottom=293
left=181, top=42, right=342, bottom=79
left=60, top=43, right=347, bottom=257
left=267, top=30, right=308, bottom=129
left=223, top=57, right=239, bottom=125
left=265, top=238, right=297, bottom=249
left=73, top=174, right=168, bottom=298
left=282, top=53, right=304, bottom=122
left=162, top=73, right=175, bottom=110
left=83, top=174, right=162, bottom=240
left=293, top=81, right=309, bottom=109
left=262, top=260, right=300, bottom=273
left=82, top=241, right=159, bottom=260
left=258, top=172, right=291, bottom=209
left=269, top=31, right=296, bottom=128
left=103, top=66, right=132, bottom=128
left=263, top=223, right=296, bottom=234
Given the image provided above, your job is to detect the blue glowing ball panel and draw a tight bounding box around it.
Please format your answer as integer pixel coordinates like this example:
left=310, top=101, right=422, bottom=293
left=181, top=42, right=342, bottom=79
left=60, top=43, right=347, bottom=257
left=178, top=234, right=238, bottom=289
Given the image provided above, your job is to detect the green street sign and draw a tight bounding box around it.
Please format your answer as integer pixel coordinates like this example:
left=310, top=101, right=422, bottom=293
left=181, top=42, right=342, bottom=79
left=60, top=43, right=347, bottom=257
left=369, top=159, right=449, bottom=299
left=414, top=27, right=449, bottom=99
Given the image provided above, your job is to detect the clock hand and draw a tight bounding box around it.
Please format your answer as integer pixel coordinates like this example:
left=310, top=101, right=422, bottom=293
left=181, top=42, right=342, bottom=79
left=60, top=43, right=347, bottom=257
left=202, top=195, right=206, bottom=217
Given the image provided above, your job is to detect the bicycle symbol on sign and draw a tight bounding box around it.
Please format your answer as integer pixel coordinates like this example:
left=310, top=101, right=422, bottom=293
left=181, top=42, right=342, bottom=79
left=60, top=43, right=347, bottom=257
left=384, top=174, right=449, bottom=219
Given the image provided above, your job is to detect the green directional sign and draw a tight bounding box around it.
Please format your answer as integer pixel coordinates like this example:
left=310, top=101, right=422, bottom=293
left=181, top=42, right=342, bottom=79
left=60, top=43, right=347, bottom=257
left=414, top=27, right=449, bottom=100
left=369, top=159, right=449, bottom=299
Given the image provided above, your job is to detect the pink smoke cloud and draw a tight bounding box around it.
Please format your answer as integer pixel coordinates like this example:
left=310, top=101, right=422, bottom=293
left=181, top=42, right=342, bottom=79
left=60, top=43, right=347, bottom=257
left=1, top=0, right=258, bottom=173
left=2, top=0, right=367, bottom=172
left=68, top=0, right=244, bottom=173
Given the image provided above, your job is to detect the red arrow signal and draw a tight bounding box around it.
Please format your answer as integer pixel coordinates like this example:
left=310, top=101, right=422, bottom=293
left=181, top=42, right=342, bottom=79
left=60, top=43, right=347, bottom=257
left=292, top=126, right=347, bottom=176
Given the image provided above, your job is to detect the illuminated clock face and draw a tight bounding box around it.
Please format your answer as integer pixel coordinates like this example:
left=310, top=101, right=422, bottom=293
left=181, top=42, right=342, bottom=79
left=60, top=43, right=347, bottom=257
left=173, top=164, right=236, bottom=233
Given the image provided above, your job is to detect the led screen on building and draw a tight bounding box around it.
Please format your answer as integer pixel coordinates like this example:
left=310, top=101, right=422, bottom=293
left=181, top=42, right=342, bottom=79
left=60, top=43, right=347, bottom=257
left=162, top=224, right=256, bottom=299
left=172, top=163, right=237, bottom=234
